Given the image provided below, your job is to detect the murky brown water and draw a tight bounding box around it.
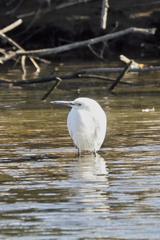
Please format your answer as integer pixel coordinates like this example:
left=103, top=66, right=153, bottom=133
left=0, top=61, right=160, bottom=239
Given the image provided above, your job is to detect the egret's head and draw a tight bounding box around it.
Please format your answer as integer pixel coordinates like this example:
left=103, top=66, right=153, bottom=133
left=51, top=97, right=101, bottom=111
left=73, top=98, right=100, bottom=111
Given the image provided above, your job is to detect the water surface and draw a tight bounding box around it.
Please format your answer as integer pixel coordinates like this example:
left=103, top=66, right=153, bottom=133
left=0, top=61, right=160, bottom=239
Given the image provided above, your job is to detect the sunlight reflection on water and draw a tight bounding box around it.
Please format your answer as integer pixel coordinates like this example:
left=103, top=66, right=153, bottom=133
left=0, top=61, right=160, bottom=239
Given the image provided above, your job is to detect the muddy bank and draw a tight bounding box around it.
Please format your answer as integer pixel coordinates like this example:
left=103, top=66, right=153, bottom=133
left=0, top=0, right=160, bottom=60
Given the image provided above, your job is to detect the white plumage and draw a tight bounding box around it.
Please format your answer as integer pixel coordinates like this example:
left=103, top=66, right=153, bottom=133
left=51, top=97, right=107, bottom=156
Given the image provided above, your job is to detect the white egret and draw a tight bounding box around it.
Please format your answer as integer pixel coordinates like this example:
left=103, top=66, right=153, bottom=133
left=51, top=97, right=107, bottom=156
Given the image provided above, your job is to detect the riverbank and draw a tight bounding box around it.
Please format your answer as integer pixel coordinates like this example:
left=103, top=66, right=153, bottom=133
left=0, top=0, right=160, bottom=60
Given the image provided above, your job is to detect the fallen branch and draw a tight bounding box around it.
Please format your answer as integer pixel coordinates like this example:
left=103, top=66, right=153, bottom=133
left=78, top=74, right=132, bottom=85
left=41, top=77, right=62, bottom=100
left=120, top=54, right=145, bottom=68
left=108, top=61, right=132, bottom=91
left=83, top=66, right=160, bottom=73
left=0, top=68, right=133, bottom=86
left=15, top=27, right=156, bottom=57
left=0, top=65, right=160, bottom=87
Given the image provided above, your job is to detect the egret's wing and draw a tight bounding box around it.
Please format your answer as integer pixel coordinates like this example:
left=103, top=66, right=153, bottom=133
left=67, top=108, right=106, bottom=152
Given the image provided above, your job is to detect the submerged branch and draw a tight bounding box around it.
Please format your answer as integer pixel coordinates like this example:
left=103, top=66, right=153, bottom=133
left=78, top=74, right=132, bottom=85
left=108, top=61, right=132, bottom=91
left=83, top=66, right=160, bottom=73
left=0, top=68, right=134, bottom=87
left=0, top=64, right=160, bottom=87
left=41, top=77, right=62, bottom=100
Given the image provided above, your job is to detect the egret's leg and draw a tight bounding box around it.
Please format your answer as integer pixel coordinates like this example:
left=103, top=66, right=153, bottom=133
left=78, top=148, right=81, bottom=157
left=94, top=150, right=97, bottom=157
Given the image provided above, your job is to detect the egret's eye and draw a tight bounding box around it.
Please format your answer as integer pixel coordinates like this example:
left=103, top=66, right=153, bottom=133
left=76, top=103, right=81, bottom=106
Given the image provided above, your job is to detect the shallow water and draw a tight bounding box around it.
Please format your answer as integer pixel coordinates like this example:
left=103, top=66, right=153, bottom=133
left=0, top=61, right=160, bottom=239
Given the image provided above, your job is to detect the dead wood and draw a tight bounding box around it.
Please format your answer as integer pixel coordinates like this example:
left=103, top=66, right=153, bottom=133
left=78, top=74, right=132, bottom=85
left=0, top=68, right=134, bottom=87
left=0, top=63, right=160, bottom=88
left=108, top=61, right=132, bottom=91
left=88, top=22, right=119, bottom=60
left=15, top=27, right=156, bottom=57
left=83, top=66, right=160, bottom=73
left=0, top=20, right=41, bottom=73
left=41, top=77, right=62, bottom=100
left=0, top=30, right=40, bottom=72
left=0, top=19, right=22, bottom=33
left=101, top=0, right=109, bottom=29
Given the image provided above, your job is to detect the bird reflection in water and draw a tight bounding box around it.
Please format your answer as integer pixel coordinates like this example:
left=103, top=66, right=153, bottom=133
left=69, top=153, right=110, bottom=215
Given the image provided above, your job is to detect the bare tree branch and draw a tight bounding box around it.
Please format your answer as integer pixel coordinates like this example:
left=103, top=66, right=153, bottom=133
left=15, top=27, right=156, bottom=57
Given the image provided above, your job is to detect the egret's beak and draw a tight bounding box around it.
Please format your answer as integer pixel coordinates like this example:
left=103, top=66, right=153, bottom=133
left=50, top=101, right=75, bottom=108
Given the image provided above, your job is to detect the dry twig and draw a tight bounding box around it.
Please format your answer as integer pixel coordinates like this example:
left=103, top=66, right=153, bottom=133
left=88, top=44, right=105, bottom=60
left=0, top=19, right=23, bottom=33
